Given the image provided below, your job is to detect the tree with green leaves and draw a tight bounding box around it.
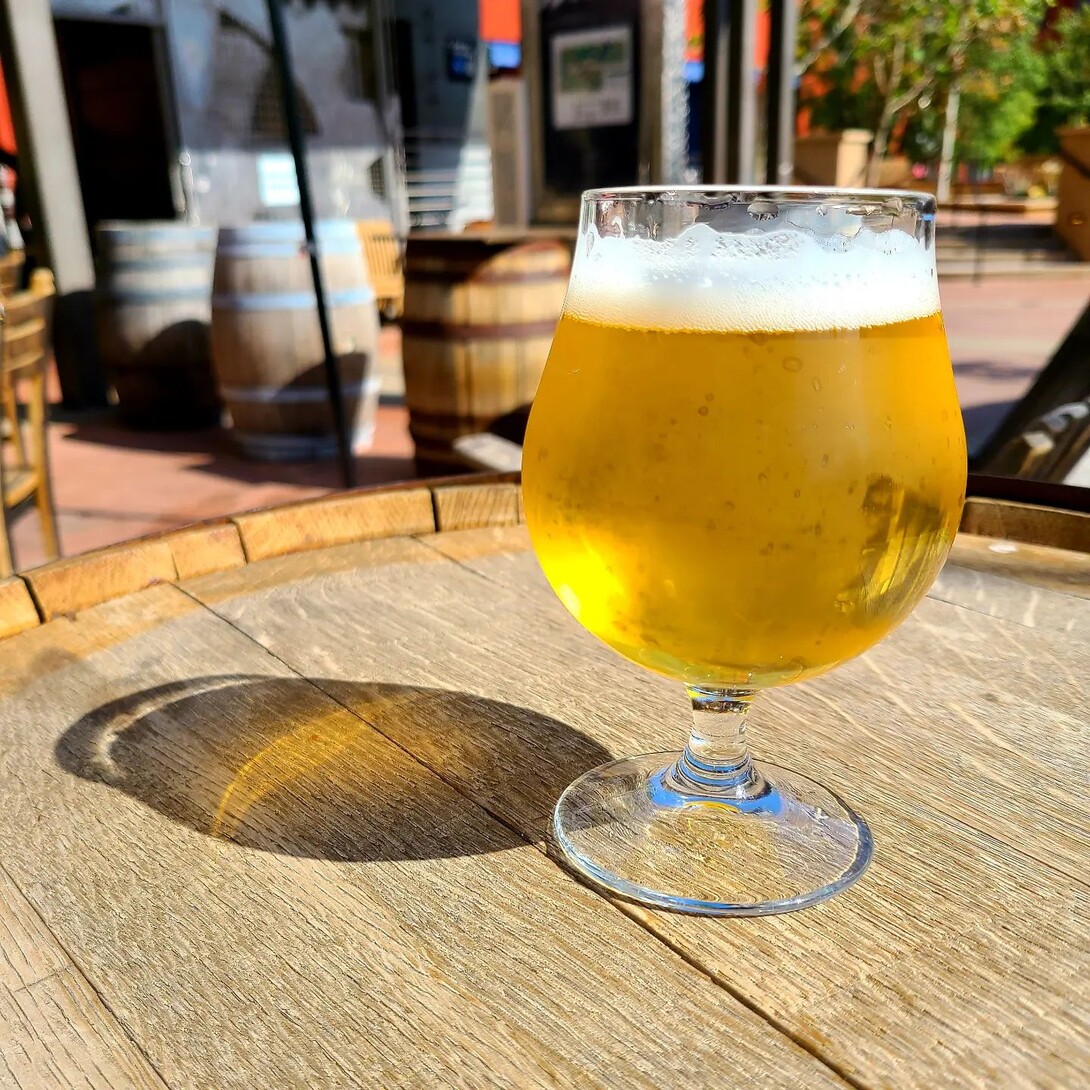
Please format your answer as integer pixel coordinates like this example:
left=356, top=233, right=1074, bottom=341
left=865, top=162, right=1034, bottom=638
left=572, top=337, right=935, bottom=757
left=1035, top=3, right=1090, bottom=147
left=956, top=30, right=1045, bottom=170
left=797, top=0, right=1049, bottom=194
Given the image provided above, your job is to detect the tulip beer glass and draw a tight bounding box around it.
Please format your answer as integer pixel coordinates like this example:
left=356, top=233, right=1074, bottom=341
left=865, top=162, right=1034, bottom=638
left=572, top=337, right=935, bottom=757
left=523, top=188, right=966, bottom=915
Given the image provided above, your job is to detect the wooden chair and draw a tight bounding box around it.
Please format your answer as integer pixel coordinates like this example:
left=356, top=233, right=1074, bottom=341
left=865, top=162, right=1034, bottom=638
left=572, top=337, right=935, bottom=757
left=983, top=398, right=1090, bottom=487
left=356, top=220, right=404, bottom=320
left=0, top=250, right=23, bottom=295
left=0, top=269, right=60, bottom=575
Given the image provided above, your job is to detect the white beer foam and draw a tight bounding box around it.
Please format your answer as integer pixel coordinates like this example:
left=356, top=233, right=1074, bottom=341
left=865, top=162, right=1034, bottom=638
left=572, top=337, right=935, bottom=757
left=565, top=222, right=940, bottom=333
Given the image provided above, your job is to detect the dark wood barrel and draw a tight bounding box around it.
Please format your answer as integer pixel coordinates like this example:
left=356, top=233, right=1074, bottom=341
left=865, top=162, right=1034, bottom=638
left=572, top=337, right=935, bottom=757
left=210, top=221, right=380, bottom=461
left=401, top=233, right=571, bottom=475
left=94, top=221, right=219, bottom=428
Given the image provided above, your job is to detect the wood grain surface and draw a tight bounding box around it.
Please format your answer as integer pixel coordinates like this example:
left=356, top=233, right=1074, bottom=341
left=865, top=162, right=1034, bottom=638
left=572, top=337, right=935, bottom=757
left=0, top=496, right=1086, bottom=1089
left=0, top=577, right=842, bottom=1089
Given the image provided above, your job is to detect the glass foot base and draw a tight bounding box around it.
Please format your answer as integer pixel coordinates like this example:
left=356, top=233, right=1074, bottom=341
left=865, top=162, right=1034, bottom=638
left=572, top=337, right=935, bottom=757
left=553, top=752, right=873, bottom=916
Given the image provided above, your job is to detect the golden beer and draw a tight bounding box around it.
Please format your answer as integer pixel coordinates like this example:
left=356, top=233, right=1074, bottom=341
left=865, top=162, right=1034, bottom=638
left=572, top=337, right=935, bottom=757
left=524, top=311, right=966, bottom=689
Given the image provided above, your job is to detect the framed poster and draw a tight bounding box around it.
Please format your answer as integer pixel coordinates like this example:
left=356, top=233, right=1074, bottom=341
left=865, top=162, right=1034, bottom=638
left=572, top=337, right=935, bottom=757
left=550, top=25, right=633, bottom=131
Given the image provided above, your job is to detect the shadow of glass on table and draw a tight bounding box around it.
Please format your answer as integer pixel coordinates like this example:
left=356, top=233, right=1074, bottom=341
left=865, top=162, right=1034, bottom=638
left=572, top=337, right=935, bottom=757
left=55, top=676, right=610, bottom=863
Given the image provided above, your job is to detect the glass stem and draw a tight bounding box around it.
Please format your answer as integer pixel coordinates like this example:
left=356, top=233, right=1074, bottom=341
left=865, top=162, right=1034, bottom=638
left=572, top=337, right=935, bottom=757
left=671, top=686, right=766, bottom=798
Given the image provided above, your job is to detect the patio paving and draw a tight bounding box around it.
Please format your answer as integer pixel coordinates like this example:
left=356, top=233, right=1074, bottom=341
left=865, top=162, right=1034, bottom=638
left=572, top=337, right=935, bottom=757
left=6, top=275, right=1088, bottom=571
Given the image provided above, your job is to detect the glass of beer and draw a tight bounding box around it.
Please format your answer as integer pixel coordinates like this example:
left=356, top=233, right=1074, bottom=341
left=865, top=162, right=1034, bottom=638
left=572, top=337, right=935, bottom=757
left=523, top=187, right=966, bottom=915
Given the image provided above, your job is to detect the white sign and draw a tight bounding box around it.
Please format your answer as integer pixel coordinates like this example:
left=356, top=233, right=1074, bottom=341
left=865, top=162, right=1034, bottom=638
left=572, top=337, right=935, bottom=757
left=551, top=25, right=633, bottom=131
left=257, top=153, right=300, bottom=208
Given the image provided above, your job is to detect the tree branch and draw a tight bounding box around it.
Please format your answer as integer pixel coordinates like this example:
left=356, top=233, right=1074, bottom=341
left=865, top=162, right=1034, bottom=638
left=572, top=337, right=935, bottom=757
left=888, top=72, right=935, bottom=116
left=795, top=0, right=866, bottom=76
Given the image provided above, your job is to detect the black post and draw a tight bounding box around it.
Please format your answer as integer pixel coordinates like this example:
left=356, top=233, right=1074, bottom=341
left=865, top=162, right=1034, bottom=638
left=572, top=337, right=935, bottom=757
left=726, top=0, right=758, bottom=184
left=265, top=0, right=355, bottom=488
left=765, top=0, right=798, bottom=185
left=701, top=0, right=729, bottom=183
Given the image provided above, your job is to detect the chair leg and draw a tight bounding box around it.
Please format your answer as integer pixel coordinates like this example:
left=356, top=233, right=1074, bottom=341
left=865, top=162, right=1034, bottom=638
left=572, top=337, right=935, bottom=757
left=2, top=377, right=27, bottom=467
left=29, top=372, right=59, bottom=561
left=0, top=460, right=11, bottom=577
left=0, top=510, right=12, bottom=577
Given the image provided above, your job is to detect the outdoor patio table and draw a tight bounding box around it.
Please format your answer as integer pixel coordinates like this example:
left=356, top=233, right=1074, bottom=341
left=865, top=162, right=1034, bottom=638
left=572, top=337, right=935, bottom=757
left=0, top=477, right=1086, bottom=1088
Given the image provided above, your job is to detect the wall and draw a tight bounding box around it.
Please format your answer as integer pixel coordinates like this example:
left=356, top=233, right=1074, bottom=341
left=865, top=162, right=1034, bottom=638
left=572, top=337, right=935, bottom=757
left=393, top=0, right=493, bottom=228
left=52, top=0, right=404, bottom=229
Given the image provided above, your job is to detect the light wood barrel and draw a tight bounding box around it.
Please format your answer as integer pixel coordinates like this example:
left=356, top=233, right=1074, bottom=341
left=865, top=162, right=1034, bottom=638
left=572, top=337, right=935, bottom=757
left=94, top=222, right=219, bottom=428
left=401, top=235, right=570, bottom=475
left=210, top=221, right=380, bottom=461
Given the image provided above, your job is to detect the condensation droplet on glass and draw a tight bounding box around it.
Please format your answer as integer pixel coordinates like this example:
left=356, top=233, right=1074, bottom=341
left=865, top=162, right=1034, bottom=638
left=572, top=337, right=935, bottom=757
left=758, top=543, right=774, bottom=556
left=698, top=405, right=709, bottom=416
left=884, top=416, right=893, bottom=430
left=782, top=357, right=803, bottom=372
left=705, top=392, right=715, bottom=402
left=705, top=519, right=717, bottom=531
left=821, top=453, right=830, bottom=467
left=812, top=378, right=822, bottom=392
left=757, top=471, right=769, bottom=484
left=793, top=489, right=801, bottom=498
left=723, top=500, right=736, bottom=512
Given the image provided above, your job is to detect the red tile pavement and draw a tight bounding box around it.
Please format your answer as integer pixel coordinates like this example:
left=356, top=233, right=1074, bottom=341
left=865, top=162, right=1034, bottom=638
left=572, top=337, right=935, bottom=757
left=8, top=402, right=416, bottom=571
left=6, top=274, right=1088, bottom=571
left=941, top=277, right=1089, bottom=456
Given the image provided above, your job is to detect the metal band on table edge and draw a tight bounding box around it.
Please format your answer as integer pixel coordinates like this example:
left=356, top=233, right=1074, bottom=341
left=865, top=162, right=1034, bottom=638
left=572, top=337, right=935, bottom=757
left=211, top=287, right=375, bottom=310
left=401, top=317, right=558, bottom=340
left=220, top=376, right=379, bottom=403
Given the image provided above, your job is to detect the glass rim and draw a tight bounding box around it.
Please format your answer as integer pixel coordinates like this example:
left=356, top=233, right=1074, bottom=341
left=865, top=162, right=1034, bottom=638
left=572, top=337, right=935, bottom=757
left=582, top=184, right=936, bottom=208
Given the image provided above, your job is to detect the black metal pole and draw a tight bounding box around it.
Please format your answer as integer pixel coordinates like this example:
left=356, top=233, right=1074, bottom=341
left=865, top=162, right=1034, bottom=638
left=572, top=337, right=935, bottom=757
left=264, top=0, right=355, bottom=488
left=765, top=0, right=798, bottom=185
left=701, top=0, right=728, bottom=183
left=726, top=0, right=758, bottom=184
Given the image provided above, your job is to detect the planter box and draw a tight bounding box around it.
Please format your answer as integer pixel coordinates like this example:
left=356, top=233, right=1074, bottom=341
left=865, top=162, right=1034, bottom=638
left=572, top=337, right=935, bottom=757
left=1055, top=127, right=1090, bottom=261
left=794, top=129, right=871, bottom=188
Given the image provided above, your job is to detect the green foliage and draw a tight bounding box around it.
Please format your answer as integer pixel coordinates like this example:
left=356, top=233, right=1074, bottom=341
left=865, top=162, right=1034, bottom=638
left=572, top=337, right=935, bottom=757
left=797, top=0, right=1052, bottom=168
left=958, top=32, right=1046, bottom=167
left=1043, top=4, right=1090, bottom=125
left=1022, top=4, right=1090, bottom=153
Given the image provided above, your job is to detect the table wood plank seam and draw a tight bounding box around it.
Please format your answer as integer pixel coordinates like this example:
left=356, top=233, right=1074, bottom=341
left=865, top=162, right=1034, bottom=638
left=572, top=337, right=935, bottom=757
left=166, top=581, right=868, bottom=1090
left=928, top=582, right=1090, bottom=628
left=606, top=898, right=879, bottom=1090
left=0, top=861, right=175, bottom=1089
left=412, top=532, right=1090, bottom=895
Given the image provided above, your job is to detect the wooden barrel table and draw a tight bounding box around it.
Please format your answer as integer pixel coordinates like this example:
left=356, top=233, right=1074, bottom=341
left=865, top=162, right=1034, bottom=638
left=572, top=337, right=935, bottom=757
left=211, top=221, right=381, bottom=461
left=401, top=230, right=571, bottom=475
left=94, top=221, right=220, bottom=428
left=0, top=482, right=1086, bottom=1086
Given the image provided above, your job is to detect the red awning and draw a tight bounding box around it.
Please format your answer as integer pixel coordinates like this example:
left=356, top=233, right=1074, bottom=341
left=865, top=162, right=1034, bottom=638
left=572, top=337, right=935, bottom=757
left=480, top=0, right=520, bottom=43
left=0, top=58, right=17, bottom=157
left=686, top=0, right=771, bottom=69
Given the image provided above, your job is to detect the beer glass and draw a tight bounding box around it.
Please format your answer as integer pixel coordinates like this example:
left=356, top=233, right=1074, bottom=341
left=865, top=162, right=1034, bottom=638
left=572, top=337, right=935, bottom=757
left=523, top=187, right=966, bottom=915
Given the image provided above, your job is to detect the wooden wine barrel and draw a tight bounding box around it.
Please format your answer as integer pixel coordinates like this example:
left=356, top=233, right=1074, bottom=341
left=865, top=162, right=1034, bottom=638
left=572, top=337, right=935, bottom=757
left=401, top=232, right=571, bottom=475
left=210, top=221, right=381, bottom=461
left=94, top=222, right=219, bottom=428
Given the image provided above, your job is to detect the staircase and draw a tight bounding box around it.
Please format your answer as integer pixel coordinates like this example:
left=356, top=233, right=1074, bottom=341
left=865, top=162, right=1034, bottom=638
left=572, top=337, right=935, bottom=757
left=404, top=133, right=493, bottom=231
left=937, top=222, right=1090, bottom=278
